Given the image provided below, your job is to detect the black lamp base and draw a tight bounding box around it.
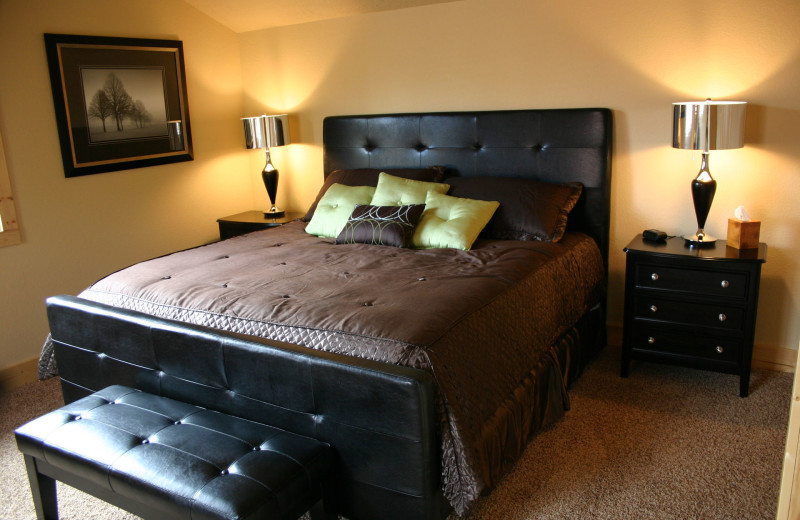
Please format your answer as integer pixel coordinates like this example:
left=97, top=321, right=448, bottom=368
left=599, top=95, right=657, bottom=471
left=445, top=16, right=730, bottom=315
left=685, top=152, right=717, bottom=248
left=683, top=231, right=716, bottom=247
left=264, top=209, right=285, bottom=219
left=261, top=150, right=283, bottom=220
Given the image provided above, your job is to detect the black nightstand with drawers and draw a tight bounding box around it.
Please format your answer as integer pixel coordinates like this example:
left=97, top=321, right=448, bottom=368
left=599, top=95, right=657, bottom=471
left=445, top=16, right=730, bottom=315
left=217, top=211, right=304, bottom=240
left=620, top=235, right=767, bottom=397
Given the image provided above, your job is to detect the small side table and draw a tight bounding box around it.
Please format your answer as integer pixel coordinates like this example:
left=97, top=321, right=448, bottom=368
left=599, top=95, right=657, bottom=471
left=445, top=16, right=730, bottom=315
left=217, top=211, right=304, bottom=240
left=620, top=234, right=767, bottom=397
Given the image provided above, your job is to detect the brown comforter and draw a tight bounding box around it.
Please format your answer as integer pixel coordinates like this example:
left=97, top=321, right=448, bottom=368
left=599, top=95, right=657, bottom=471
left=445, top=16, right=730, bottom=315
left=42, top=220, right=604, bottom=515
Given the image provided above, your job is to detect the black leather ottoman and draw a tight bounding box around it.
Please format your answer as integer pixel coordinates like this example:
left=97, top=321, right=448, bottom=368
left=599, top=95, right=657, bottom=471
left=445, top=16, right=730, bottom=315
left=15, top=385, right=336, bottom=520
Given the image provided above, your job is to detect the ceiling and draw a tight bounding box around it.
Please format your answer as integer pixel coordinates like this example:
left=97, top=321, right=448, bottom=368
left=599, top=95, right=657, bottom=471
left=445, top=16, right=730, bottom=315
left=183, top=0, right=461, bottom=33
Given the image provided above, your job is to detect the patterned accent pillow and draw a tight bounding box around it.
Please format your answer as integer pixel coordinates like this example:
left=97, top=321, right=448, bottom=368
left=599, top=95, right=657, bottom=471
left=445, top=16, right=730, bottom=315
left=336, top=204, right=426, bottom=248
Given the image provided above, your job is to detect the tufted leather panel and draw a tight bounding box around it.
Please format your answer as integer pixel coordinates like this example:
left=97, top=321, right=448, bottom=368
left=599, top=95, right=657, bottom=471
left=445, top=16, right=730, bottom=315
left=46, top=295, right=445, bottom=520
left=323, top=108, right=613, bottom=271
left=16, top=385, right=334, bottom=520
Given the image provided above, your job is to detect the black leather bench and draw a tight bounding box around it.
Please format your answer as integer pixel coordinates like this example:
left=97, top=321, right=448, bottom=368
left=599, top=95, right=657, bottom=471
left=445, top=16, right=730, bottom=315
left=15, top=385, right=336, bottom=520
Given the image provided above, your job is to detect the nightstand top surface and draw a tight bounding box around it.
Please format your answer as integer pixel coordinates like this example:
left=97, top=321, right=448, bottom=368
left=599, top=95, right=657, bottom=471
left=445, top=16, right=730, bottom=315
left=217, top=210, right=304, bottom=225
left=624, top=234, right=766, bottom=263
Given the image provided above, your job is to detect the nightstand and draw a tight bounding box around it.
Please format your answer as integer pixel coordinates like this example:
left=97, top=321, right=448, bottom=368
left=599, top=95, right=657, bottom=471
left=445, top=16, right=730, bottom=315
left=620, top=235, right=767, bottom=397
left=217, top=211, right=304, bottom=240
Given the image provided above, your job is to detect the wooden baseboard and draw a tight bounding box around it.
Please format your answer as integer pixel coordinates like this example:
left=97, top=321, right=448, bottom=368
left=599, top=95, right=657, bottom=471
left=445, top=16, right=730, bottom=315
left=753, top=345, right=797, bottom=373
left=0, top=357, right=39, bottom=392
left=606, top=323, right=797, bottom=373
left=607, top=323, right=623, bottom=348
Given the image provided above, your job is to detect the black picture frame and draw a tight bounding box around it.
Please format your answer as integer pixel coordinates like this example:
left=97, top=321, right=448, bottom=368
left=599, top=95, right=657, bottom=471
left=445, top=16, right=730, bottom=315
left=44, top=33, right=193, bottom=178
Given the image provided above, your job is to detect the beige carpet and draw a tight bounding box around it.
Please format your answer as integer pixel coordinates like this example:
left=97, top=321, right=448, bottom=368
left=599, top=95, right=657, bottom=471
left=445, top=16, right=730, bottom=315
left=1, top=345, right=792, bottom=520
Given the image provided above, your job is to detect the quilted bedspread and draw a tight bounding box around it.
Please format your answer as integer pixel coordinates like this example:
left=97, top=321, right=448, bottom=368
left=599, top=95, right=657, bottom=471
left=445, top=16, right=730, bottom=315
left=40, top=220, right=604, bottom=515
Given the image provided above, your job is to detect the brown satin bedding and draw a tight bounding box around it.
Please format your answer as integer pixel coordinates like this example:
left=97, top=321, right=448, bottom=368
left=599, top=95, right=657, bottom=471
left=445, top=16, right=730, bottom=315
left=69, top=220, right=604, bottom=513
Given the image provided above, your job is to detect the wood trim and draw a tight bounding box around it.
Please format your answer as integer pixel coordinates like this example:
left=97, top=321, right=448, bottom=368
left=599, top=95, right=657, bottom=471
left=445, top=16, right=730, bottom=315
left=608, top=323, right=623, bottom=348
left=0, top=357, right=39, bottom=392
left=753, top=344, right=798, bottom=373
left=777, top=339, right=800, bottom=519
left=0, top=127, right=21, bottom=247
left=0, top=228, right=21, bottom=247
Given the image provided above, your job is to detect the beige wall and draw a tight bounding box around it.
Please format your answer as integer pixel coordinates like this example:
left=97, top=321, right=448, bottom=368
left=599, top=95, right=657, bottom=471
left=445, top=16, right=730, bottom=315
left=0, top=0, right=251, bottom=370
left=239, top=0, right=800, bottom=355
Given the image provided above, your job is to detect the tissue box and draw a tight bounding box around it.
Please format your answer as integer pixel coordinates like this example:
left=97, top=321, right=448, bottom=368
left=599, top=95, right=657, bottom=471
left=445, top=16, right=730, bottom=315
left=727, top=218, right=761, bottom=249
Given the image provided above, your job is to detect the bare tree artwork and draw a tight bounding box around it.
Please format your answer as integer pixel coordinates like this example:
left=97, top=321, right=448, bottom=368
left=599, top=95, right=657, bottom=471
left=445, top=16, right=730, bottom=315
left=87, top=89, right=113, bottom=132
left=101, top=73, right=134, bottom=131
left=82, top=69, right=168, bottom=142
left=130, top=100, right=152, bottom=129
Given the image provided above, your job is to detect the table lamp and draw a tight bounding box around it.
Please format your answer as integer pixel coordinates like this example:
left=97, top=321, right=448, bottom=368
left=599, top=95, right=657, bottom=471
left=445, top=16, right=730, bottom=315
left=672, top=99, right=746, bottom=246
left=242, top=114, right=290, bottom=218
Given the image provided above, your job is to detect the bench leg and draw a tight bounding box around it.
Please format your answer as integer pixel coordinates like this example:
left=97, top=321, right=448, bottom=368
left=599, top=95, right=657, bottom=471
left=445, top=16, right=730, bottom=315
left=23, top=455, right=59, bottom=520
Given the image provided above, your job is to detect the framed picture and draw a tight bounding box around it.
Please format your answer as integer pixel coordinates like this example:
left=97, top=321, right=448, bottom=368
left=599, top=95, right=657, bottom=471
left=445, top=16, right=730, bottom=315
left=44, top=33, right=193, bottom=177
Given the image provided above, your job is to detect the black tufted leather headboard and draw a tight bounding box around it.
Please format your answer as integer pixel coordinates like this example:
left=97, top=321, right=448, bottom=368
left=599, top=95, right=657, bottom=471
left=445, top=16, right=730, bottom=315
left=323, top=108, right=613, bottom=269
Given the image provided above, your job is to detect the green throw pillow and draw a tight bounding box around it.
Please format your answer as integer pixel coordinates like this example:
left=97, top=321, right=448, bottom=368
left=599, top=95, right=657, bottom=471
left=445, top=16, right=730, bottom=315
left=370, top=172, right=449, bottom=206
left=305, top=183, right=376, bottom=238
left=412, top=191, right=500, bottom=250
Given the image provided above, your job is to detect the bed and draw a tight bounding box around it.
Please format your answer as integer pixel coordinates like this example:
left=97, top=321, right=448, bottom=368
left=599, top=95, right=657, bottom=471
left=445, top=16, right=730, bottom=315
left=40, top=108, right=612, bottom=520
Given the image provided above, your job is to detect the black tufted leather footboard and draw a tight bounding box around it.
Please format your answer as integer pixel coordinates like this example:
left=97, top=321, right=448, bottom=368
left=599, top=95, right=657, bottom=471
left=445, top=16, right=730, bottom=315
left=45, top=295, right=446, bottom=520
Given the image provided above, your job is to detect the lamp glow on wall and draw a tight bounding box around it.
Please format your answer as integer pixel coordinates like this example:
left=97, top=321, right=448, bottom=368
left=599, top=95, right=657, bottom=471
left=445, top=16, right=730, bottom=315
left=672, top=99, right=746, bottom=246
left=242, top=114, right=290, bottom=218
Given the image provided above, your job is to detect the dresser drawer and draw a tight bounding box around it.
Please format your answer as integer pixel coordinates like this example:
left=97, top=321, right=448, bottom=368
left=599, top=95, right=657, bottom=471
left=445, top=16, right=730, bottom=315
left=634, top=263, right=748, bottom=298
left=633, top=294, right=744, bottom=330
left=629, top=324, right=740, bottom=363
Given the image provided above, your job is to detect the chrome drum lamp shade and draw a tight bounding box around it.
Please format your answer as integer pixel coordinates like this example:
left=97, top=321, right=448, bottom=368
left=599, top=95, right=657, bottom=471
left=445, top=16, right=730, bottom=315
left=242, top=116, right=266, bottom=149
left=672, top=100, right=746, bottom=246
left=242, top=114, right=290, bottom=218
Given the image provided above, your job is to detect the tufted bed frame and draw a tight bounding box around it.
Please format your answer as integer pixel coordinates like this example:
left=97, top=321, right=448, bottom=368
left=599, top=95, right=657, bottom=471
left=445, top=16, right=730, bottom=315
left=46, top=108, right=612, bottom=520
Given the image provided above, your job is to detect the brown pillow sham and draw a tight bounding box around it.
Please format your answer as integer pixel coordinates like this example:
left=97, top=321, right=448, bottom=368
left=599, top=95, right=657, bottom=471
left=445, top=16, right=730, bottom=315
left=335, top=204, right=425, bottom=248
left=303, top=167, right=445, bottom=221
left=446, top=177, right=583, bottom=242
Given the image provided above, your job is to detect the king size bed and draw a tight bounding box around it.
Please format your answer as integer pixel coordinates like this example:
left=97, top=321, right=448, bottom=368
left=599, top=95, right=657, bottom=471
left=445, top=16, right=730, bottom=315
left=40, top=108, right=612, bottom=519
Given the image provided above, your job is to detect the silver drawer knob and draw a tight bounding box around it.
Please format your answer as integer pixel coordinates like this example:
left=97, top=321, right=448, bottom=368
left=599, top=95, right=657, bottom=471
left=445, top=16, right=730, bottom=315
left=647, top=336, right=655, bottom=344
left=721, top=280, right=730, bottom=288
left=718, top=313, right=727, bottom=322
left=716, top=346, right=724, bottom=354
left=651, top=273, right=659, bottom=281
left=649, top=305, right=658, bottom=313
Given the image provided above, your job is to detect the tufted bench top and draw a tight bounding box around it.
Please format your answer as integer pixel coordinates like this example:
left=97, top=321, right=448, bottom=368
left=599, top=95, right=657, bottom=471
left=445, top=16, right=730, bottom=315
left=15, top=385, right=335, bottom=520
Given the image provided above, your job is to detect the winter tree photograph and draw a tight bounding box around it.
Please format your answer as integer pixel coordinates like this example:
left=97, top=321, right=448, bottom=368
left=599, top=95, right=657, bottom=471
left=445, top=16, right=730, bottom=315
left=81, top=68, right=169, bottom=142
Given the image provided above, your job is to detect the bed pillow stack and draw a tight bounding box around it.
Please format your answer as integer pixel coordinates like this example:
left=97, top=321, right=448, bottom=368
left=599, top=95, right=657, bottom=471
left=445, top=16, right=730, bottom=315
left=305, top=172, right=584, bottom=249
left=302, top=167, right=445, bottom=222
left=308, top=172, right=500, bottom=250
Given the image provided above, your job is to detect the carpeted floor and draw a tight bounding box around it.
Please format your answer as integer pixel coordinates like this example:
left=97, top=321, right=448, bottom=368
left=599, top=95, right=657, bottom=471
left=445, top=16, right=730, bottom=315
left=1, top=345, right=792, bottom=520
